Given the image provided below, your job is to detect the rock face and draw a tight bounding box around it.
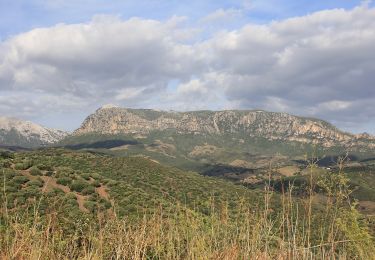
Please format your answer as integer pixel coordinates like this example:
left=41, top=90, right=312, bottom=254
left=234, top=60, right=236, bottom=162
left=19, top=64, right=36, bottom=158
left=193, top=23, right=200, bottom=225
left=0, top=116, right=68, bottom=147
left=74, top=106, right=375, bottom=149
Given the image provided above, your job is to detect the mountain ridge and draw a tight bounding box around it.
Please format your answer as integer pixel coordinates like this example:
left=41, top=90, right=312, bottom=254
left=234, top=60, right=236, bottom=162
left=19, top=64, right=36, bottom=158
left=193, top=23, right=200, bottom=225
left=73, top=105, right=375, bottom=149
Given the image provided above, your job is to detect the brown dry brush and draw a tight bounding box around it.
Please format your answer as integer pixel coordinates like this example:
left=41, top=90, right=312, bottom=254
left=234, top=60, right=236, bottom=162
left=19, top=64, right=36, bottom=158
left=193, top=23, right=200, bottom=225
left=1, top=161, right=375, bottom=260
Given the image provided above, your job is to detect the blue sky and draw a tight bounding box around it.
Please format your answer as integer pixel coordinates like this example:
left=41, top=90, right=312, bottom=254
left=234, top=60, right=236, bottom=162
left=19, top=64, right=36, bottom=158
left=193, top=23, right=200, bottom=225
left=0, top=0, right=374, bottom=133
left=1, top=0, right=371, bottom=39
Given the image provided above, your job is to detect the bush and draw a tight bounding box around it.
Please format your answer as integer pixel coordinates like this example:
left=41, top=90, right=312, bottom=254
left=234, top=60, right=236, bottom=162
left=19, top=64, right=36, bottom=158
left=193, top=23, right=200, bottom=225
left=5, top=185, right=18, bottom=193
left=82, top=186, right=96, bottom=195
left=3, top=169, right=16, bottom=179
left=47, top=187, right=65, bottom=196
left=56, top=177, right=73, bottom=186
left=37, top=164, right=53, bottom=171
left=65, top=193, right=77, bottom=200
left=30, top=166, right=42, bottom=176
left=56, top=167, right=74, bottom=177
left=13, top=175, right=29, bottom=184
left=14, top=161, right=33, bottom=170
left=28, top=179, right=44, bottom=188
left=0, top=151, right=14, bottom=159
left=70, top=180, right=90, bottom=192
left=88, top=193, right=99, bottom=201
left=81, top=173, right=91, bottom=180
left=2, top=161, right=12, bottom=168
left=83, top=201, right=97, bottom=213
left=99, top=198, right=112, bottom=209
left=23, top=186, right=40, bottom=197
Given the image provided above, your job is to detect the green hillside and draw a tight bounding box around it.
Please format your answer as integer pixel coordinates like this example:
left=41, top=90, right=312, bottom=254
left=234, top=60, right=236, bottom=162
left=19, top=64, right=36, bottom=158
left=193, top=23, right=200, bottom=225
left=0, top=148, right=261, bottom=219
left=1, top=148, right=374, bottom=259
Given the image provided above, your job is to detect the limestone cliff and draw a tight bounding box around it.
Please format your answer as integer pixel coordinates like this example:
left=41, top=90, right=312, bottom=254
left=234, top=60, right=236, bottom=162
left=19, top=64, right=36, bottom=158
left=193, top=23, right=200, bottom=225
left=73, top=106, right=375, bottom=149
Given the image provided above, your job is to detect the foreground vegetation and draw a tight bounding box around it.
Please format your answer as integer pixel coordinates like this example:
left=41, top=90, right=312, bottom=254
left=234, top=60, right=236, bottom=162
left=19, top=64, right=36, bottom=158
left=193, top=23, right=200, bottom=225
left=0, top=149, right=374, bottom=259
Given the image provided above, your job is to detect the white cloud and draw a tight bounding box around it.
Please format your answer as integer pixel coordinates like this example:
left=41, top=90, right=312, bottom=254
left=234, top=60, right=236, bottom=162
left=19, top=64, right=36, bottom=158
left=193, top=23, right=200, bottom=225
left=0, top=5, right=375, bottom=133
left=0, top=15, right=201, bottom=95
left=201, top=5, right=375, bottom=131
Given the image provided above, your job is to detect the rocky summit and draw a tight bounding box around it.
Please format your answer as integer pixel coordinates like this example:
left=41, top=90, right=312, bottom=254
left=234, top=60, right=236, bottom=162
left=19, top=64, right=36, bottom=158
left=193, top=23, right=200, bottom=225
left=74, top=105, right=375, bottom=149
left=0, top=116, right=68, bottom=147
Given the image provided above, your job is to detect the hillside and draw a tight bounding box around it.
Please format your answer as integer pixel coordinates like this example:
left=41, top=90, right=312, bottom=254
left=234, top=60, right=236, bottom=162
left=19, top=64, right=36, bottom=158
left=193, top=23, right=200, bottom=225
left=1, top=149, right=374, bottom=259
left=0, top=116, right=67, bottom=147
left=0, top=149, right=260, bottom=218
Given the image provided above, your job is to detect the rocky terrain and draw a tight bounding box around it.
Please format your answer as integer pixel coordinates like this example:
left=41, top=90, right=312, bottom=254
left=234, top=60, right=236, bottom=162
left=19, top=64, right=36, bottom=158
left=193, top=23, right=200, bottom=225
left=0, top=116, right=68, bottom=147
left=74, top=105, right=375, bottom=149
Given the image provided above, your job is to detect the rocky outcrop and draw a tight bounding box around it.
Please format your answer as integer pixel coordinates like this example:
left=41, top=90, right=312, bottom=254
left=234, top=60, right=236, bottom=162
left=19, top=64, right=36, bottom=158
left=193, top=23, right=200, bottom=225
left=73, top=106, right=375, bottom=149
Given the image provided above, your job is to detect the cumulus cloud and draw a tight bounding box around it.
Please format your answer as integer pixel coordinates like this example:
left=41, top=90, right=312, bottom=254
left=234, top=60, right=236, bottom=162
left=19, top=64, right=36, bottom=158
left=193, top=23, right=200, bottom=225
left=0, top=4, right=375, bottom=133
left=0, top=15, right=201, bottom=98
left=194, top=5, right=375, bottom=131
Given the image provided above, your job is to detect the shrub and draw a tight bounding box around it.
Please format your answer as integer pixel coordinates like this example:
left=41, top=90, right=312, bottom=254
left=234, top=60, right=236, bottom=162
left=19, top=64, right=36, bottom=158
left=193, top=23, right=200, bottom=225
left=56, top=177, right=73, bottom=186
left=99, top=198, right=112, bottom=209
left=14, top=163, right=24, bottom=170
left=5, top=185, right=18, bottom=193
left=88, top=193, right=99, bottom=201
left=57, top=167, right=75, bottom=177
left=2, top=161, right=12, bottom=168
left=14, top=161, right=33, bottom=170
left=23, top=186, right=40, bottom=197
left=83, top=201, right=97, bottom=213
left=81, top=173, right=91, bottom=180
left=3, top=169, right=16, bottom=179
left=28, top=179, right=44, bottom=188
left=70, top=180, right=90, bottom=192
left=29, top=166, right=42, bottom=176
left=13, top=175, right=29, bottom=184
left=107, top=180, right=118, bottom=187
left=0, top=151, right=14, bottom=159
left=65, top=193, right=77, bottom=200
left=37, top=164, right=53, bottom=171
left=47, top=187, right=65, bottom=196
left=82, top=186, right=96, bottom=195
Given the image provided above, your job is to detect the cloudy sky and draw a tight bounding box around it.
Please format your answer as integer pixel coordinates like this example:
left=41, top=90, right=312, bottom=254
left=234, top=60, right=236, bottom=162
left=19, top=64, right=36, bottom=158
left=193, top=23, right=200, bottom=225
left=0, top=0, right=374, bottom=133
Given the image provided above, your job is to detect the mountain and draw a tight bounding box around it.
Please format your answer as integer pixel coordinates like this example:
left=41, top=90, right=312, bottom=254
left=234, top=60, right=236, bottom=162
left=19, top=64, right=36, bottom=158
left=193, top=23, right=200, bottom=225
left=73, top=105, right=375, bottom=150
left=0, top=116, right=68, bottom=148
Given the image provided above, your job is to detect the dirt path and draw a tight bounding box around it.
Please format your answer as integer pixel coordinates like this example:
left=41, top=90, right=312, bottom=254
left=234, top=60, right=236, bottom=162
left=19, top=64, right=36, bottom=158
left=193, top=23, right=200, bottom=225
left=76, top=193, right=89, bottom=213
left=19, top=169, right=89, bottom=212
left=40, top=175, right=70, bottom=193
left=96, top=185, right=110, bottom=200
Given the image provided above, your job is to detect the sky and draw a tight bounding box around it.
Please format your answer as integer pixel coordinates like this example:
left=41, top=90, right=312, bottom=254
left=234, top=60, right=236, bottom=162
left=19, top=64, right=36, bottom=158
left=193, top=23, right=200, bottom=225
left=0, top=0, right=374, bottom=133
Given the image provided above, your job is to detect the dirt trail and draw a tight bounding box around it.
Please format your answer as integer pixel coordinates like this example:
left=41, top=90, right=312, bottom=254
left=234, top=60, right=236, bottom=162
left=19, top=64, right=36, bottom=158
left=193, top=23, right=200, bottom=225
left=96, top=185, right=110, bottom=200
left=40, top=175, right=70, bottom=193
left=19, top=169, right=89, bottom=212
left=76, top=193, right=89, bottom=213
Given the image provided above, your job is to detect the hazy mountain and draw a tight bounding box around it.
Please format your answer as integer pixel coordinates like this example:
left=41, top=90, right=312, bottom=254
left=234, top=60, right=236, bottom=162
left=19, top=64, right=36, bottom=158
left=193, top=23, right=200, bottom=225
left=0, top=116, right=68, bottom=148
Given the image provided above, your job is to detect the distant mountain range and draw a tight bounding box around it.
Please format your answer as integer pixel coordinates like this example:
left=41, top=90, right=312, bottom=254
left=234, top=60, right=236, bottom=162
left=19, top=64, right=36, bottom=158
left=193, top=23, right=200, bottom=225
left=1, top=106, right=375, bottom=154
left=0, top=116, right=68, bottom=148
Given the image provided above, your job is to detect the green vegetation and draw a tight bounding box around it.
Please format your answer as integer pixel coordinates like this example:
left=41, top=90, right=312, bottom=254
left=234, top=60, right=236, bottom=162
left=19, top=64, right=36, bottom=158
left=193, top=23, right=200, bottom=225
left=0, top=149, right=374, bottom=259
